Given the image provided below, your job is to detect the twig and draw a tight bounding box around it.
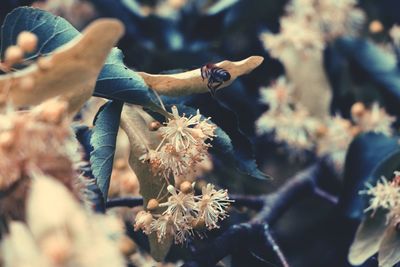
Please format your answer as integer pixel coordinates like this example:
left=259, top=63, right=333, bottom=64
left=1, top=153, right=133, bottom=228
left=106, top=197, right=144, bottom=208
left=181, top=160, right=339, bottom=267
left=105, top=194, right=265, bottom=210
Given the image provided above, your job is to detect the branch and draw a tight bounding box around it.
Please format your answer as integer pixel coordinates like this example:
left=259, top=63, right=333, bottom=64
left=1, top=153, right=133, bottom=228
left=182, top=160, right=339, bottom=267
left=105, top=195, right=264, bottom=210
left=253, top=161, right=338, bottom=224
left=182, top=223, right=288, bottom=267
left=106, top=197, right=143, bottom=208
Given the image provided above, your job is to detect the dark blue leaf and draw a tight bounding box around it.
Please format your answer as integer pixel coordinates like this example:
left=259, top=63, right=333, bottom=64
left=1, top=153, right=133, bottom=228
left=74, top=125, right=105, bottom=213
left=90, top=101, right=123, bottom=201
left=335, top=37, right=400, bottom=116
left=0, top=7, right=154, bottom=106
left=339, top=132, right=400, bottom=219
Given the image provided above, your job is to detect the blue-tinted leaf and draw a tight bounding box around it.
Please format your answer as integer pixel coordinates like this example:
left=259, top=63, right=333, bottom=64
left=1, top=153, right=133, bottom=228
left=162, top=104, right=269, bottom=180
left=0, top=7, right=79, bottom=59
left=74, top=125, right=105, bottom=212
left=339, top=132, right=400, bottom=219
left=335, top=37, right=400, bottom=115
left=90, top=101, right=123, bottom=201
left=0, top=7, right=154, bottom=106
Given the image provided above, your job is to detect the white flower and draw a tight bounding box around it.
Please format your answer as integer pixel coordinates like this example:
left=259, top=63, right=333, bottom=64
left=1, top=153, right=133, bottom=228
left=196, top=184, right=233, bottom=230
left=360, top=176, right=400, bottom=212
left=150, top=212, right=195, bottom=245
left=159, top=185, right=198, bottom=224
left=390, top=25, right=400, bottom=46
left=356, top=103, right=394, bottom=136
left=3, top=172, right=127, bottom=267
left=141, top=106, right=215, bottom=181
left=316, top=116, right=354, bottom=170
left=1, top=222, right=51, bottom=267
left=159, top=106, right=214, bottom=152
left=257, top=107, right=320, bottom=152
left=261, top=17, right=324, bottom=58
left=259, top=76, right=293, bottom=113
left=134, top=211, right=153, bottom=234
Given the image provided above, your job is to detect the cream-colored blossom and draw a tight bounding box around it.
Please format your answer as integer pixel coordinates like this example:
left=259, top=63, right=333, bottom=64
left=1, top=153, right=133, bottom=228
left=0, top=173, right=127, bottom=267
left=360, top=176, right=400, bottom=212
left=196, top=184, right=233, bottom=229
left=141, top=106, right=215, bottom=181
left=316, top=116, right=354, bottom=169
left=134, top=211, right=153, bottom=234
left=159, top=106, right=214, bottom=152
left=390, top=25, right=400, bottom=46
left=355, top=103, right=395, bottom=136
left=160, top=185, right=198, bottom=224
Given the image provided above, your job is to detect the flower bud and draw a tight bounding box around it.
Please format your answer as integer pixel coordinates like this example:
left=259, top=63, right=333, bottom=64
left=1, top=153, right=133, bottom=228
left=369, top=20, right=384, bottom=33
left=351, top=102, right=366, bottom=119
left=17, top=31, right=38, bottom=53
left=179, top=181, right=193, bottom=194
left=37, top=56, right=53, bottom=70
left=149, top=121, right=161, bottom=131
left=146, top=198, right=159, bottom=210
left=4, top=45, right=23, bottom=66
left=19, top=76, right=35, bottom=91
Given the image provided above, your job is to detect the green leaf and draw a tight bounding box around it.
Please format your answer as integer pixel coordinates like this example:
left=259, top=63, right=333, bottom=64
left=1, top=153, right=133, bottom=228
left=90, top=101, right=123, bottom=201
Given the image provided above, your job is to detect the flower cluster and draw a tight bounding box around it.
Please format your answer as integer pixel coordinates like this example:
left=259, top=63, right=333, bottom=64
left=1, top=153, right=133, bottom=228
left=1, top=173, right=127, bottom=267
left=315, top=116, right=354, bottom=170
left=0, top=99, right=89, bottom=221
left=351, top=102, right=395, bottom=136
left=256, top=77, right=322, bottom=152
left=261, top=0, right=364, bottom=58
left=360, top=172, right=400, bottom=214
left=140, top=106, right=216, bottom=182
left=390, top=25, right=400, bottom=47
left=256, top=78, right=395, bottom=169
left=134, top=182, right=233, bottom=244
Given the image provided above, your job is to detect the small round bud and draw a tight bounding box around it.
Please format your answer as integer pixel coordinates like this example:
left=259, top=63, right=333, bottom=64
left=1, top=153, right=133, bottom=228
left=167, top=184, right=176, bottom=194
left=4, top=45, right=23, bottom=66
left=19, top=76, right=35, bottom=91
left=369, top=20, right=384, bottom=34
left=37, top=56, right=53, bottom=70
left=179, top=181, right=193, bottom=194
left=17, top=31, right=38, bottom=53
left=351, top=102, right=366, bottom=118
left=149, top=121, right=161, bottom=131
left=146, top=198, right=159, bottom=210
left=0, top=132, right=14, bottom=150
left=39, top=100, right=68, bottom=124
left=119, top=235, right=137, bottom=256
left=315, top=125, right=328, bottom=138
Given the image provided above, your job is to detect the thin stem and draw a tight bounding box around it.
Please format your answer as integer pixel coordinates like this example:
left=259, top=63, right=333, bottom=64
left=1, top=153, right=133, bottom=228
left=264, top=224, right=289, bottom=267
left=106, top=197, right=144, bottom=208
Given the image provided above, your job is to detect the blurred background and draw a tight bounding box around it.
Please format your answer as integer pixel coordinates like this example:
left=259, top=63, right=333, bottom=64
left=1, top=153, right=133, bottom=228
left=2, top=1, right=400, bottom=266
